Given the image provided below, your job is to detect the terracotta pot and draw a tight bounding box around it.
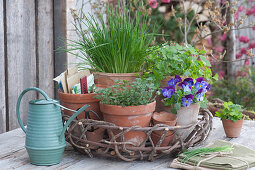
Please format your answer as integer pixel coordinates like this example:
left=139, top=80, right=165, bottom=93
left=93, top=72, right=138, bottom=89
left=100, top=101, right=156, bottom=146
left=72, top=125, right=105, bottom=149
left=176, top=104, right=200, bottom=140
left=58, top=90, right=103, bottom=120
left=177, top=104, right=200, bottom=125
left=222, top=117, right=244, bottom=138
left=155, top=95, right=173, bottom=113
left=152, top=111, right=177, bottom=136
left=58, top=91, right=105, bottom=148
left=151, top=132, right=175, bottom=147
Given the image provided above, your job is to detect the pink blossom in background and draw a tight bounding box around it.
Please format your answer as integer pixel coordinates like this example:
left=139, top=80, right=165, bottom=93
left=249, top=0, right=254, bottom=2
left=248, top=41, right=255, bottom=49
left=207, top=38, right=212, bottom=45
left=234, top=11, right=239, bottom=20
left=148, top=0, right=158, bottom=9
left=245, top=58, right=250, bottom=66
left=253, top=27, right=255, bottom=30
left=246, top=5, right=255, bottom=15
left=214, top=46, right=224, bottom=53
left=236, top=52, right=242, bottom=59
left=161, top=0, right=170, bottom=3
left=218, top=33, right=226, bottom=41
left=238, top=6, right=245, bottom=12
left=238, top=36, right=250, bottom=43
left=240, top=47, right=247, bottom=55
left=241, top=72, right=249, bottom=77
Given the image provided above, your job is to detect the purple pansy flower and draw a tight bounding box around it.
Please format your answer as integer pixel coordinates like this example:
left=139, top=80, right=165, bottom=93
left=183, top=78, right=194, bottom=87
left=196, top=89, right=204, bottom=101
left=202, top=84, right=211, bottom=93
left=168, top=75, right=182, bottom=86
left=181, top=94, right=194, bottom=107
left=162, top=86, right=175, bottom=98
left=178, top=81, right=191, bottom=92
left=195, top=77, right=208, bottom=90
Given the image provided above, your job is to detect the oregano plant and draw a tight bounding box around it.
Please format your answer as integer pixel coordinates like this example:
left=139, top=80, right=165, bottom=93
left=94, top=78, right=157, bottom=107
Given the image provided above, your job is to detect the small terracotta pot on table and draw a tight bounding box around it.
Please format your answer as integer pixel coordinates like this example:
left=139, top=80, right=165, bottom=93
left=151, top=111, right=177, bottom=147
left=222, top=116, right=244, bottom=138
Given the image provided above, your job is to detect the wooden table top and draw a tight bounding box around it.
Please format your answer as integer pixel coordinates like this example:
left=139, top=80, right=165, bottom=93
left=0, top=118, right=255, bottom=170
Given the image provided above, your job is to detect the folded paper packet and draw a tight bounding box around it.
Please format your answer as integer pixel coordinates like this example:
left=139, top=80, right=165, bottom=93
left=170, top=140, right=255, bottom=170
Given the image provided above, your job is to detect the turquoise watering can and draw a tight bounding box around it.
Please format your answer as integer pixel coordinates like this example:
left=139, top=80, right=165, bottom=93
left=16, top=87, right=89, bottom=166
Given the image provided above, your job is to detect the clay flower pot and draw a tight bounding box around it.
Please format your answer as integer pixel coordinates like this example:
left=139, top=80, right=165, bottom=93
left=151, top=112, right=177, bottom=147
left=222, top=117, right=244, bottom=138
left=176, top=103, right=200, bottom=140
left=151, top=132, right=175, bottom=147
left=100, top=101, right=156, bottom=146
left=58, top=90, right=105, bottom=148
left=93, top=72, right=138, bottom=89
left=58, top=90, right=103, bottom=120
left=152, top=111, right=177, bottom=136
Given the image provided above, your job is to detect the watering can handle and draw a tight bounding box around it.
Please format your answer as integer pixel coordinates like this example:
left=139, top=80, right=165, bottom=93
left=16, top=87, right=51, bottom=133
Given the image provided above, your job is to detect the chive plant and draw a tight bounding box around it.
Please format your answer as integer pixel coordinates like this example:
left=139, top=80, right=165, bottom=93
left=180, top=145, right=233, bottom=165
left=66, top=1, right=154, bottom=73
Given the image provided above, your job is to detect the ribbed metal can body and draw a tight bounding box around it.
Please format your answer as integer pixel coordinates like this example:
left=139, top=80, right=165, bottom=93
left=25, top=101, right=66, bottom=165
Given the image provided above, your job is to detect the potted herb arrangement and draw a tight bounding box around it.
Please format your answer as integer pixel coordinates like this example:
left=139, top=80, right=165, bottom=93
left=143, top=43, right=213, bottom=88
left=215, top=102, right=244, bottom=138
left=143, top=43, right=216, bottom=112
left=162, top=76, right=211, bottom=138
left=95, top=78, right=157, bottom=146
left=67, top=1, right=155, bottom=88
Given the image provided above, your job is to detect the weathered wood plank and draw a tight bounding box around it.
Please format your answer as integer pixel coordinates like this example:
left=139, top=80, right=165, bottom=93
left=0, top=0, right=6, bottom=133
left=37, top=0, right=54, bottom=99
left=6, top=0, right=36, bottom=130
left=0, top=128, right=25, bottom=158
left=54, top=0, right=67, bottom=98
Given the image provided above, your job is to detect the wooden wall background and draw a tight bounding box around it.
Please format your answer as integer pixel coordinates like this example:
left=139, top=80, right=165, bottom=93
left=0, top=0, right=68, bottom=133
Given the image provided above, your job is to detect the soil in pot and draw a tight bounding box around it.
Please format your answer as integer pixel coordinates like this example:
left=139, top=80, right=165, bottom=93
left=100, top=101, right=156, bottom=146
left=93, top=72, right=138, bottom=89
left=222, top=117, right=244, bottom=138
left=58, top=90, right=103, bottom=120
left=176, top=104, right=200, bottom=140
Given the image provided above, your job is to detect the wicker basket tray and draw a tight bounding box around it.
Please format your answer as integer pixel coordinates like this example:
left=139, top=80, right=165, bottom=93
left=62, top=108, right=213, bottom=161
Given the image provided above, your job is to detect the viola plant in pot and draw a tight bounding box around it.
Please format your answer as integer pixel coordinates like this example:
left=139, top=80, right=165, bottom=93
left=151, top=111, right=177, bottom=147
left=95, top=78, right=157, bottom=146
left=66, top=1, right=155, bottom=88
left=142, top=43, right=216, bottom=112
left=162, top=76, right=211, bottom=139
left=215, top=102, right=244, bottom=138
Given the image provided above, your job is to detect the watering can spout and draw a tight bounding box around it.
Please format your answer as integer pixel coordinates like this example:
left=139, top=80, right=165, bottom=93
left=59, top=105, right=89, bottom=141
